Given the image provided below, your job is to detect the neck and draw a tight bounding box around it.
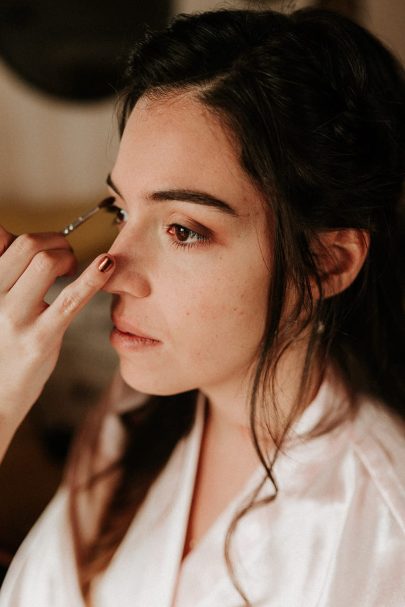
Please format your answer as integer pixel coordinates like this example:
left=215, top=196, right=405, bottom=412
left=199, top=343, right=323, bottom=456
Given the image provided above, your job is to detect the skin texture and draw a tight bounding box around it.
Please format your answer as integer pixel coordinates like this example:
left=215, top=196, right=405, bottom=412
left=105, top=93, right=273, bottom=418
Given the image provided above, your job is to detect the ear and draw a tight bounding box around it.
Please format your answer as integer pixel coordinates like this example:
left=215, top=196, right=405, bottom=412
left=310, top=229, right=370, bottom=299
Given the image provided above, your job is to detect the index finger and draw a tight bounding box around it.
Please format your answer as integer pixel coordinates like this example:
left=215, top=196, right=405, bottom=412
left=0, top=225, right=16, bottom=255
left=40, top=254, right=115, bottom=335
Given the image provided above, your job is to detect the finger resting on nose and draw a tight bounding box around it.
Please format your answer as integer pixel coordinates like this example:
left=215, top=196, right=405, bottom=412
left=0, top=232, right=73, bottom=293
left=6, top=249, right=77, bottom=320
left=41, top=254, right=115, bottom=334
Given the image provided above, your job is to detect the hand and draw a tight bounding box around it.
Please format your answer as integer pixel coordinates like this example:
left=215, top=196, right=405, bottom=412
left=0, top=225, right=115, bottom=460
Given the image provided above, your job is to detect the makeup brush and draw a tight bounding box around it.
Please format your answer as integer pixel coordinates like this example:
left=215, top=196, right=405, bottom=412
left=60, top=197, right=117, bottom=235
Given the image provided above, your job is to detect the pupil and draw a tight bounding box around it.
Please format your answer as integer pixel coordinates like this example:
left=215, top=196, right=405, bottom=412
left=177, top=226, right=190, bottom=241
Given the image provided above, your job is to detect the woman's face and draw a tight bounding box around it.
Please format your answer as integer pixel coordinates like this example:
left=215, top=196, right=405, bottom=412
left=104, top=93, right=272, bottom=398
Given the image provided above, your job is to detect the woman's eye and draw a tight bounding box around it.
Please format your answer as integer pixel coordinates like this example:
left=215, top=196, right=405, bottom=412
left=166, top=224, right=210, bottom=249
left=109, top=210, right=211, bottom=249
left=113, top=207, right=129, bottom=225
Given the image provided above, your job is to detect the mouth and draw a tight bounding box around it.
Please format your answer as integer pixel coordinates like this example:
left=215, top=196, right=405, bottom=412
left=111, top=315, right=161, bottom=347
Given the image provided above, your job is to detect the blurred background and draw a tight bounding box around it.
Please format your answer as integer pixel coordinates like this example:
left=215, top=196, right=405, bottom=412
left=0, top=0, right=404, bottom=584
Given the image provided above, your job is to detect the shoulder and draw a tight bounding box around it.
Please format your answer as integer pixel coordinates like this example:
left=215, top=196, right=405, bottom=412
left=349, top=395, right=405, bottom=534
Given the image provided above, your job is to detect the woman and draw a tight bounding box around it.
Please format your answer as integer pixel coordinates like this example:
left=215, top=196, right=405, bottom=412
left=0, top=7, right=404, bottom=607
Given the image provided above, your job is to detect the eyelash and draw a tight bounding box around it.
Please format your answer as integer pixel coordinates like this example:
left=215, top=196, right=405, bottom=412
left=112, top=206, right=211, bottom=250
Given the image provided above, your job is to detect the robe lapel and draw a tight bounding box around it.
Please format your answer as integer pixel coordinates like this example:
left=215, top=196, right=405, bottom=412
left=92, top=393, right=205, bottom=607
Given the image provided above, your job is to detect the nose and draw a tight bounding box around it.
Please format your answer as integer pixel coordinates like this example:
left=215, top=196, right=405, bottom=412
left=102, top=227, right=151, bottom=298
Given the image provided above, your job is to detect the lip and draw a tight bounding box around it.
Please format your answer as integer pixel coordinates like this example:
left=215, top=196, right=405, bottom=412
left=111, top=315, right=160, bottom=342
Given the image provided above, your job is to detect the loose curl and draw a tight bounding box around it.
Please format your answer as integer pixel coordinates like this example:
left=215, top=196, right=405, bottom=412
left=67, top=8, right=405, bottom=604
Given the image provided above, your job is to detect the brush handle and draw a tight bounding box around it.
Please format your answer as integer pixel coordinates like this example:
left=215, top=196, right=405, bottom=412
left=60, top=197, right=115, bottom=235
left=60, top=206, right=100, bottom=235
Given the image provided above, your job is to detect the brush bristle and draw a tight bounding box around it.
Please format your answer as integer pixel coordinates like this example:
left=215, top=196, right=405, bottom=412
left=99, top=196, right=116, bottom=209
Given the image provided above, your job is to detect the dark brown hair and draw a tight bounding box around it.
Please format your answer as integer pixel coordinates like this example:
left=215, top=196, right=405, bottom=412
left=67, top=7, right=405, bottom=604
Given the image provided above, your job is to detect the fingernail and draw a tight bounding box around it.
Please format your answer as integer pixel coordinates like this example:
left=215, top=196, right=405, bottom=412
left=98, top=255, right=114, bottom=272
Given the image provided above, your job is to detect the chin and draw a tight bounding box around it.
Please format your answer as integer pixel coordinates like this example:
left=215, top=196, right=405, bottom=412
left=119, top=361, right=198, bottom=397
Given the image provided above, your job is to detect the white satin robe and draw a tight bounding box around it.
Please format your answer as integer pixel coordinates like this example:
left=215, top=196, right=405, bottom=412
left=1, top=375, right=405, bottom=607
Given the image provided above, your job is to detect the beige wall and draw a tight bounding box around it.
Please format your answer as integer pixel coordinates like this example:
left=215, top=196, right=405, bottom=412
left=365, top=0, right=405, bottom=63
left=0, top=60, right=118, bottom=210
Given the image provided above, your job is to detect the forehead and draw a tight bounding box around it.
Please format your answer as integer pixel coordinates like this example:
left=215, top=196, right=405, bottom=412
left=115, top=92, right=267, bottom=218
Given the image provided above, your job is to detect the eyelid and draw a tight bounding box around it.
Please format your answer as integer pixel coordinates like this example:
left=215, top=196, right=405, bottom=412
left=166, top=212, right=212, bottom=235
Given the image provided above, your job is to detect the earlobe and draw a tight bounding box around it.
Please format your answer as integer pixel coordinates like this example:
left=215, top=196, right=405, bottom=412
left=311, top=229, right=370, bottom=299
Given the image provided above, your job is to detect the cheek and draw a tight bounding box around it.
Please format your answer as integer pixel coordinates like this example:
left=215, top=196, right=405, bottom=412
left=163, top=262, right=269, bottom=348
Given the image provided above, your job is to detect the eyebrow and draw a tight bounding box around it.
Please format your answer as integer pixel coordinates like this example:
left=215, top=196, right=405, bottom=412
left=106, top=174, right=238, bottom=217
